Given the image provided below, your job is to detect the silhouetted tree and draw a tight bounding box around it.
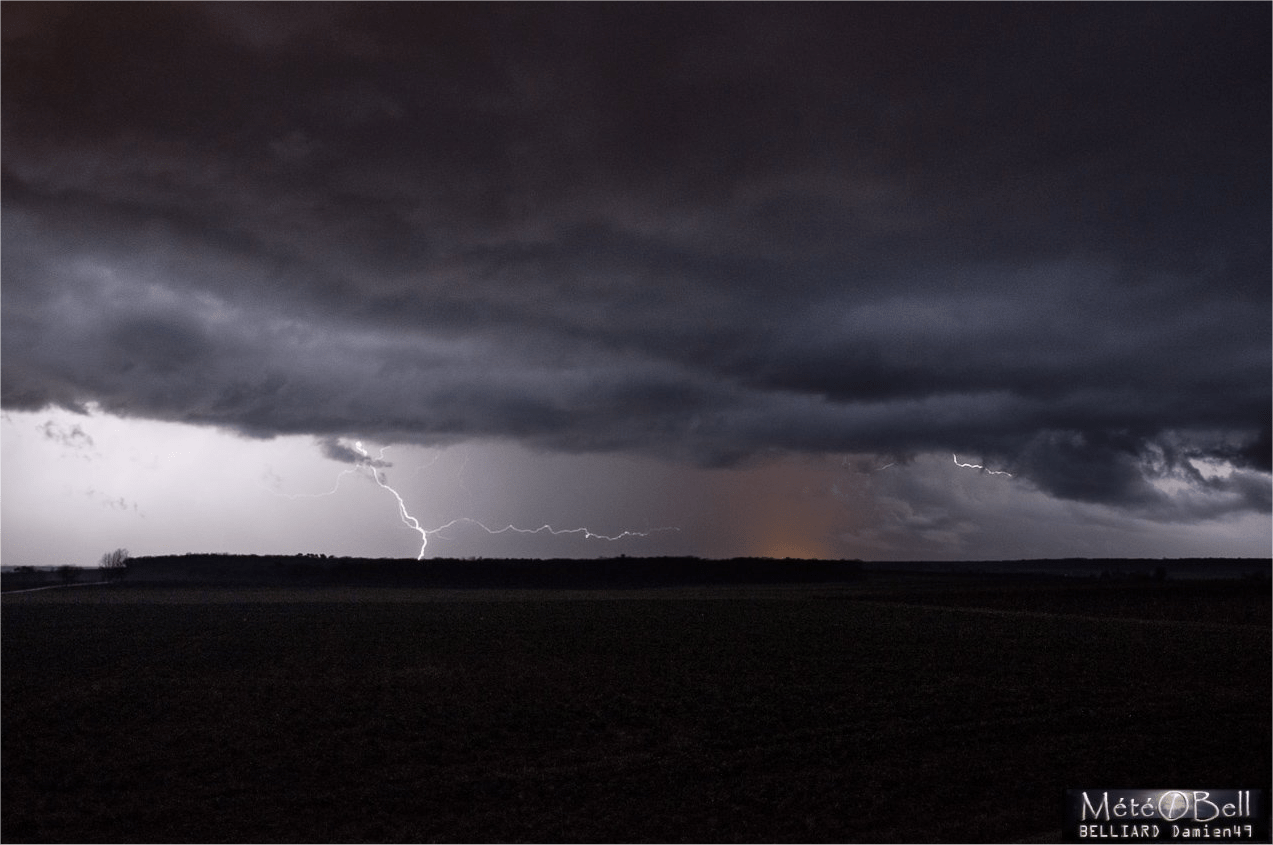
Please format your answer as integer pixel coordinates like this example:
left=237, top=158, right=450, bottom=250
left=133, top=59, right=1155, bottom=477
left=99, top=548, right=129, bottom=582
left=58, top=565, right=78, bottom=585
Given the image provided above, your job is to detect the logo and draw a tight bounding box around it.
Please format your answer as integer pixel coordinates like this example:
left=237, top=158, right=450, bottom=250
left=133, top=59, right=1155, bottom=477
left=1063, top=789, right=1269, bottom=843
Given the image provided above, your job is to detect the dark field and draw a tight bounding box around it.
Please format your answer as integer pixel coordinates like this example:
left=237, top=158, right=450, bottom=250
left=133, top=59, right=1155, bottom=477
left=3, top=579, right=1269, bottom=843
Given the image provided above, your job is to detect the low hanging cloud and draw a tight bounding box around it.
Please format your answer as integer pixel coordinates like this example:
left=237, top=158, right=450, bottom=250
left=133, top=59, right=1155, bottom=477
left=2, top=4, right=1268, bottom=524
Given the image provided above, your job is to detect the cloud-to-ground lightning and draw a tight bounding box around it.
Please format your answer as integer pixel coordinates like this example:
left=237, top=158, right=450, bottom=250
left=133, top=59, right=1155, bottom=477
left=353, top=442, right=431, bottom=558
left=953, top=454, right=1012, bottom=477
left=275, top=440, right=677, bottom=559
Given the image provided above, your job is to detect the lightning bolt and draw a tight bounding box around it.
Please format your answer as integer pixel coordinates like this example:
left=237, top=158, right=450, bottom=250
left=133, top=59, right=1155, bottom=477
left=260, top=467, right=359, bottom=499
left=841, top=455, right=898, bottom=473
left=275, top=440, right=677, bottom=560
left=424, top=518, right=672, bottom=544
left=953, top=453, right=1012, bottom=477
left=353, top=441, right=431, bottom=559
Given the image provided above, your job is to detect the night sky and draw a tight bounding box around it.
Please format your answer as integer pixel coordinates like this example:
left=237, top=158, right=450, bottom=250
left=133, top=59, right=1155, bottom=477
left=3, top=3, right=1270, bottom=566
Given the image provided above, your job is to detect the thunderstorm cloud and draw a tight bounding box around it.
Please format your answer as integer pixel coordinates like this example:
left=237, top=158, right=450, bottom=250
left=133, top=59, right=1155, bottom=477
left=3, top=4, right=1269, bottom=527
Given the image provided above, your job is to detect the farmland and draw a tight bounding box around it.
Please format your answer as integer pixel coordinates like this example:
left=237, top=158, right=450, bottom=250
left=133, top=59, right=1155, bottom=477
left=3, top=576, right=1269, bottom=842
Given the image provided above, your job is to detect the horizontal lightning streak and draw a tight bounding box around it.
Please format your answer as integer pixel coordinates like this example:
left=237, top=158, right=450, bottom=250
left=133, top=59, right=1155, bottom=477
left=953, top=453, right=1012, bottom=477
left=425, top=519, right=677, bottom=544
left=260, top=469, right=359, bottom=499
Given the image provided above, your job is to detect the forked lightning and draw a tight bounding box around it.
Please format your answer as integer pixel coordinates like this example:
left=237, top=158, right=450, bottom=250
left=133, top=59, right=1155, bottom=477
left=279, top=440, right=676, bottom=559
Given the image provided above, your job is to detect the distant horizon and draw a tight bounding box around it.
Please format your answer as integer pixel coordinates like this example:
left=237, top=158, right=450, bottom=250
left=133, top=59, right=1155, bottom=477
left=11, top=552, right=1270, bottom=571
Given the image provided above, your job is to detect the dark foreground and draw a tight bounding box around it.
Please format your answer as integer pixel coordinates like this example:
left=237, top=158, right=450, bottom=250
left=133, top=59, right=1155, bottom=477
left=3, top=578, right=1269, bottom=843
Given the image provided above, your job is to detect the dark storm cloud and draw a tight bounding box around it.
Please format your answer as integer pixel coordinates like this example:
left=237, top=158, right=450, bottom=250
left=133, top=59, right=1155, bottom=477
left=3, top=3, right=1269, bottom=516
left=318, top=437, right=390, bottom=469
left=318, top=439, right=369, bottom=466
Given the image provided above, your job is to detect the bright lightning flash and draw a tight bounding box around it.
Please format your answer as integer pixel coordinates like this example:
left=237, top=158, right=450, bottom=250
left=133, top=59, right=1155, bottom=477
left=353, top=442, right=431, bottom=558
left=953, top=453, right=1012, bottom=477
left=282, top=441, right=676, bottom=560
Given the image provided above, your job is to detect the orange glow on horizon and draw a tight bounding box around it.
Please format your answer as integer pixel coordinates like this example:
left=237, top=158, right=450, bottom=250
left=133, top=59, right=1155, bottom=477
left=752, top=539, right=834, bottom=560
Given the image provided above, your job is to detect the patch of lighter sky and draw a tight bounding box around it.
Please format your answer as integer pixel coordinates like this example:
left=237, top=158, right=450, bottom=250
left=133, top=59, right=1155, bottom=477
left=1149, top=475, right=1193, bottom=497
left=0, top=407, right=410, bottom=567
left=2, top=407, right=1268, bottom=567
left=0, top=408, right=694, bottom=565
left=1187, top=456, right=1236, bottom=480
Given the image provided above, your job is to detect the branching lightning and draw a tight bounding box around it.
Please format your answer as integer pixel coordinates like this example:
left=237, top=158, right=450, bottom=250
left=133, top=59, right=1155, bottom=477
left=353, top=442, right=431, bottom=558
left=953, top=453, right=1012, bottom=477
left=274, top=440, right=677, bottom=559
